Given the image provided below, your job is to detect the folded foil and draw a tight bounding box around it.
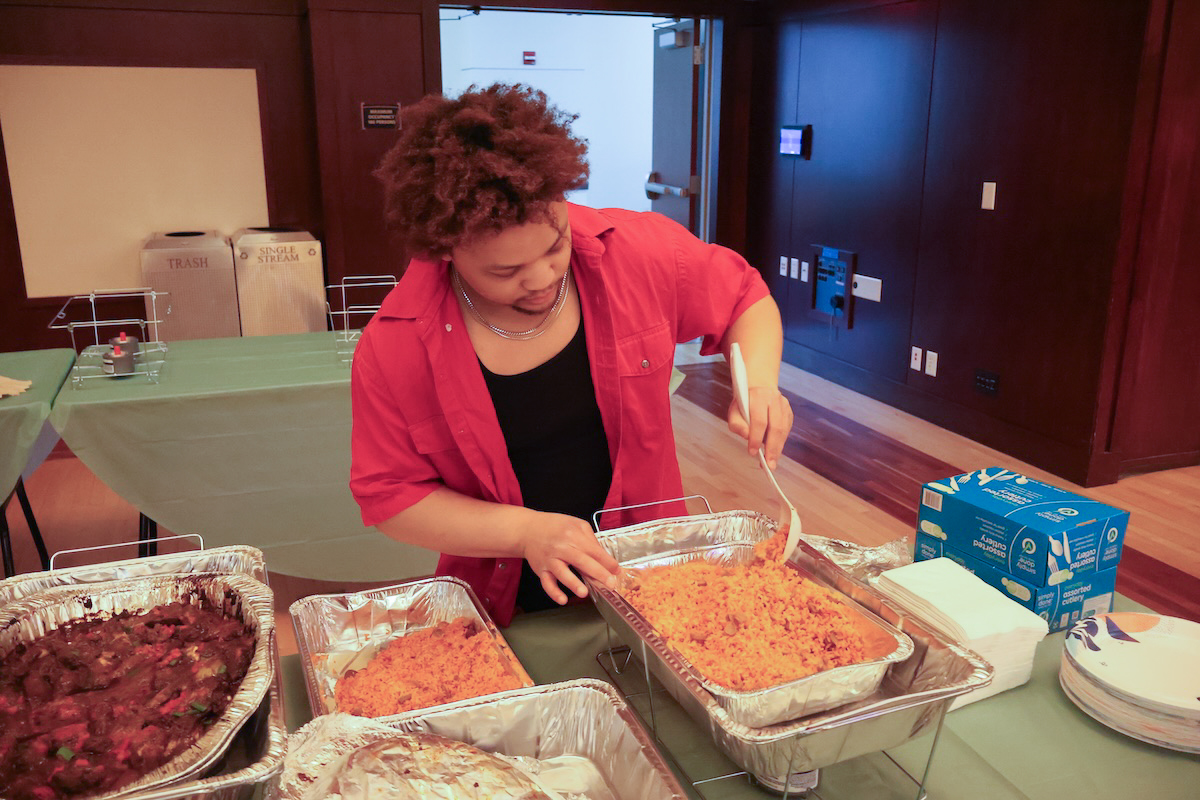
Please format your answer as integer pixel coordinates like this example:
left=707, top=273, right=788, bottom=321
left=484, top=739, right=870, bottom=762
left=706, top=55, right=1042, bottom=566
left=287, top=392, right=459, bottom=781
left=0, top=545, right=268, bottom=608
left=591, top=510, right=992, bottom=787
left=289, top=576, right=533, bottom=717
left=270, top=680, right=689, bottom=800
left=0, top=572, right=277, bottom=800
left=599, top=512, right=913, bottom=727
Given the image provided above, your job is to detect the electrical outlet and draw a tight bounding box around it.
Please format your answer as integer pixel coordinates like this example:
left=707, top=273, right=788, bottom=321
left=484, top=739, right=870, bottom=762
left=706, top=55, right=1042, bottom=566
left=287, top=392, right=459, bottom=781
left=910, top=346, right=922, bottom=370
left=925, top=350, right=939, bottom=376
left=975, top=369, right=1000, bottom=396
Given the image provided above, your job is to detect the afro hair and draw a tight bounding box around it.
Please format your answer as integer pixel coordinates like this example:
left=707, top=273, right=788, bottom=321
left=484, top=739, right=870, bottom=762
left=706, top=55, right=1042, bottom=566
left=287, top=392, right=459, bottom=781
left=374, top=83, right=590, bottom=257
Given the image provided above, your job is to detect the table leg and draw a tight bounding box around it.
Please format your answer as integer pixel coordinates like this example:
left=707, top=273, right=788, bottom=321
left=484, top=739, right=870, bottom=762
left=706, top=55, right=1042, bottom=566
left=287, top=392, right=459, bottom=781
left=15, top=478, right=51, bottom=571
left=0, top=495, right=14, bottom=577
left=138, top=513, right=158, bottom=557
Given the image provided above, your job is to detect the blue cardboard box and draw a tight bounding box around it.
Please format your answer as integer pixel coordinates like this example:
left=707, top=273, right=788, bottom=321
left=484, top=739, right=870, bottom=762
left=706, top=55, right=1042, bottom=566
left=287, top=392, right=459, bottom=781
left=915, top=534, right=1117, bottom=632
left=916, top=467, right=1128, bottom=587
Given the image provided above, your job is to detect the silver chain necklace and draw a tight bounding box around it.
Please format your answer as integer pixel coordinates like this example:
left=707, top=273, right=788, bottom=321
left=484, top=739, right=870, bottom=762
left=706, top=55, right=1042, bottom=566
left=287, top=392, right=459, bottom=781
left=452, top=268, right=571, bottom=340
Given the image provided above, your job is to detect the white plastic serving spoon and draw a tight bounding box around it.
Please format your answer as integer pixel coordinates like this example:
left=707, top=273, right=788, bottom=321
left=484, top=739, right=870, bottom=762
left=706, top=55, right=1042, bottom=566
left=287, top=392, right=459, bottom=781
left=729, top=342, right=803, bottom=563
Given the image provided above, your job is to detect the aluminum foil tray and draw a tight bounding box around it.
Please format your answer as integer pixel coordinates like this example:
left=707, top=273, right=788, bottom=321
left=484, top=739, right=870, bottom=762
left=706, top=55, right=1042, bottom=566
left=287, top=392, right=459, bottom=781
left=290, top=575, right=533, bottom=717
left=0, top=545, right=267, bottom=608
left=591, top=511, right=992, bottom=786
left=594, top=511, right=913, bottom=727
left=270, top=679, right=689, bottom=800
left=0, top=573, right=277, bottom=800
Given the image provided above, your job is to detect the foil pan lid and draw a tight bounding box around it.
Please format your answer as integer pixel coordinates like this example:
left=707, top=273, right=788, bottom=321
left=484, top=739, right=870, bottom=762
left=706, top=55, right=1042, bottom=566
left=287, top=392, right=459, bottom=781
left=275, top=714, right=570, bottom=800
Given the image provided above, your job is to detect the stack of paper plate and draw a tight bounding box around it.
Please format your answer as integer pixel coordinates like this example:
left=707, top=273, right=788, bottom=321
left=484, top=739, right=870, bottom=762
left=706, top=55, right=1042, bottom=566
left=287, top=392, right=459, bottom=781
left=1060, top=612, right=1200, bottom=753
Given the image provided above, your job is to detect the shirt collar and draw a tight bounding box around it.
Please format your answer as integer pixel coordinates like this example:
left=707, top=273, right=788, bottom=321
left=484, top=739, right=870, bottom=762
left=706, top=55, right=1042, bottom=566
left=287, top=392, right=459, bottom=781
left=376, top=202, right=615, bottom=321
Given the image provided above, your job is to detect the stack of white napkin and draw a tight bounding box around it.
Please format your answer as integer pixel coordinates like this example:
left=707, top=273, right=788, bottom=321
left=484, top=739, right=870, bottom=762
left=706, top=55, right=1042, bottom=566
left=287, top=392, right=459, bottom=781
left=875, top=557, right=1049, bottom=709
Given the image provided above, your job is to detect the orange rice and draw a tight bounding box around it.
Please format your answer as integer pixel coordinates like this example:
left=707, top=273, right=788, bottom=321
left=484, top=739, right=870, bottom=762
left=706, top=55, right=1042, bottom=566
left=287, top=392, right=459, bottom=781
left=334, top=617, right=523, bottom=716
left=622, top=533, right=870, bottom=691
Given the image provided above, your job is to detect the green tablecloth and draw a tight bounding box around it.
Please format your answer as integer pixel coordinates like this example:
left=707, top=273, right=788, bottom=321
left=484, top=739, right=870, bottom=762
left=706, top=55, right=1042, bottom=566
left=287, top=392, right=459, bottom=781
left=280, top=596, right=1200, bottom=799
left=0, top=348, right=75, bottom=499
left=47, top=333, right=437, bottom=580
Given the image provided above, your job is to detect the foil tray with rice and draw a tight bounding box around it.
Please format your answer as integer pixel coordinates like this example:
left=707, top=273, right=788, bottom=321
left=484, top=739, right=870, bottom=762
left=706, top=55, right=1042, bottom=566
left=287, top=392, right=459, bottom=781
left=0, top=572, right=276, bottom=800
left=589, top=510, right=993, bottom=789
left=289, top=576, right=533, bottom=718
left=599, top=513, right=914, bottom=728
left=269, top=679, right=689, bottom=800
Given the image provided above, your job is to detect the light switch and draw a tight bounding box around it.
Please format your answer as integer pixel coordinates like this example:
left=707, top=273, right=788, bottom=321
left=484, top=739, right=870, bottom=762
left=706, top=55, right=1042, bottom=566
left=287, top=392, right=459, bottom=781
left=800, top=261, right=810, bottom=282
left=779, top=256, right=788, bottom=277
left=789, top=257, right=800, bottom=280
left=925, top=350, right=939, bottom=376
left=851, top=275, right=882, bottom=302
left=910, top=346, right=922, bottom=370
left=982, top=182, right=997, bottom=211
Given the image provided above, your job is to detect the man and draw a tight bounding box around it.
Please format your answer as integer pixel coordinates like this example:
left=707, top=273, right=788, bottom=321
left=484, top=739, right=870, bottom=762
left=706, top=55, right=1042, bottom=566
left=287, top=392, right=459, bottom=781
left=350, top=84, right=792, bottom=625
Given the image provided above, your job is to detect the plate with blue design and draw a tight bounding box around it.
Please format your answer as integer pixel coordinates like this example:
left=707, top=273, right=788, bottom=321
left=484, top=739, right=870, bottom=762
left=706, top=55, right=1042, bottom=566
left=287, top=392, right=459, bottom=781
left=1064, top=612, right=1200, bottom=718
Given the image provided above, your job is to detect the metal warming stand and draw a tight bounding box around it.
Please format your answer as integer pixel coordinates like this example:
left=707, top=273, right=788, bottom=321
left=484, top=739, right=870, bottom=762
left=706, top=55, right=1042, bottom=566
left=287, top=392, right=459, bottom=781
left=326, top=274, right=398, bottom=365
left=48, top=287, right=169, bottom=387
left=588, top=497, right=992, bottom=800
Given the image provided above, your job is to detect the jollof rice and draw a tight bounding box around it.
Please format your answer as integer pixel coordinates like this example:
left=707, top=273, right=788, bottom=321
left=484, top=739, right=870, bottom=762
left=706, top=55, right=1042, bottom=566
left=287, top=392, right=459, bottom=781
left=622, top=533, right=870, bottom=691
left=334, top=617, right=522, bottom=716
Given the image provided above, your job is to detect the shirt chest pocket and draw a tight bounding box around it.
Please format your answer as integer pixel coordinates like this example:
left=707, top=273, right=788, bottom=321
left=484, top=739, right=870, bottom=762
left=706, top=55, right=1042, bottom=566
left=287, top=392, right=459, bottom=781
left=615, top=321, right=674, bottom=378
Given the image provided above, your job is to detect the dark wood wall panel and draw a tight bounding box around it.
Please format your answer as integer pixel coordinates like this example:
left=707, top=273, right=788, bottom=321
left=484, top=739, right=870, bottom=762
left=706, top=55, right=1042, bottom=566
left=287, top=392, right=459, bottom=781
left=0, top=3, right=321, bottom=351
left=748, top=19, right=801, bottom=323
left=776, top=1, right=936, bottom=381
left=760, top=0, right=1200, bottom=485
left=913, top=0, right=1149, bottom=446
left=308, top=4, right=432, bottom=287
left=1111, top=0, right=1200, bottom=465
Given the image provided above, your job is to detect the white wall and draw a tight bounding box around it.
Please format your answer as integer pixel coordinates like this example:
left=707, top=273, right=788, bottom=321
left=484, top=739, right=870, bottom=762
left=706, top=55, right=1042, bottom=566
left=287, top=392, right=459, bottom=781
left=440, top=10, right=670, bottom=212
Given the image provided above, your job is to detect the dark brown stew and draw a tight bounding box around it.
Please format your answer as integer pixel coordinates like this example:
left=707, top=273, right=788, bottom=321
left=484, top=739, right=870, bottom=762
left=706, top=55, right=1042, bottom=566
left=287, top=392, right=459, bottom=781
left=0, top=599, right=255, bottom=800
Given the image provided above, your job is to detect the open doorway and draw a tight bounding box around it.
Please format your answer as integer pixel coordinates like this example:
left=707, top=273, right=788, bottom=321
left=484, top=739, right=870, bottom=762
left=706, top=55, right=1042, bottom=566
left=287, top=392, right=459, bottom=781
left=439, top=8, right=721, bottom=239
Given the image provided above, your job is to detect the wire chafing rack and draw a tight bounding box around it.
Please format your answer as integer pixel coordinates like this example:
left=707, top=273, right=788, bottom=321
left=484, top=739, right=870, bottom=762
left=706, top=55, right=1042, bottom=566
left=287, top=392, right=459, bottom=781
left=48, top=288, right=169, bottom=387
left=326, top=275, right=398, bottom=365
left=588, top=497, right=987, bottom=799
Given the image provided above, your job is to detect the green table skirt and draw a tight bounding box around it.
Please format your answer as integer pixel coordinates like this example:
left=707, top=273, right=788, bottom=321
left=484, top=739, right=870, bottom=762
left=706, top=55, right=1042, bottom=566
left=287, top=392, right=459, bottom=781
left=48, top=334, right=436, bottom=580
left=0, top=348, right=75, bottom=498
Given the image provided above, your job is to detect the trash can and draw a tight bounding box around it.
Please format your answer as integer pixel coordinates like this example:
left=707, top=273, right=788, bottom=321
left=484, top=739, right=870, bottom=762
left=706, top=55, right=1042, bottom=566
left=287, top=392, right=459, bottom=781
left=231, top=227, right=326, bottom=336
left=140, top=231, right=241, bottom=341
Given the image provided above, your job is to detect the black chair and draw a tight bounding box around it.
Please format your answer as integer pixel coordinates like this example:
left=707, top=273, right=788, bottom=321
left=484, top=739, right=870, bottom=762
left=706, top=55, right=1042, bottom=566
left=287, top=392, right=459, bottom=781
left=1, top=477, right=51, bottom=577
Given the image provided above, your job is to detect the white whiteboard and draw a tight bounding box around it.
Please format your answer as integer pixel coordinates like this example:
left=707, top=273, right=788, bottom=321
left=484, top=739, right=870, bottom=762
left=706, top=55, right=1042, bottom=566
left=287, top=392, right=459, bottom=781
left=0, top=64, right=269, bottom=298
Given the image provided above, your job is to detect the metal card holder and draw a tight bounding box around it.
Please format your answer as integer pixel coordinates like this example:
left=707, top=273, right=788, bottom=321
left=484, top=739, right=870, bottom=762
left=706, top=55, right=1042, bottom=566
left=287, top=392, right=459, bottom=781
left=48, top=287, right=169, bottom=387
left=326, top=275, right=398, bottom=365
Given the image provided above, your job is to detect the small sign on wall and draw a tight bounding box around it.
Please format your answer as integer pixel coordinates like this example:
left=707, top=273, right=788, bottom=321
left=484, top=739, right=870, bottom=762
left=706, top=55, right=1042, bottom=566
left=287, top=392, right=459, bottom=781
left=361, top=103, right=400, bottom=130
left=523, top=51, right=536, bottom=65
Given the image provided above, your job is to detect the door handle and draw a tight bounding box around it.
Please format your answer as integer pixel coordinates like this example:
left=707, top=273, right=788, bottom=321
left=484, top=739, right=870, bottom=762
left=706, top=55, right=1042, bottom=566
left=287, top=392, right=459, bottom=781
left=644, top=171, right=692, bottom=200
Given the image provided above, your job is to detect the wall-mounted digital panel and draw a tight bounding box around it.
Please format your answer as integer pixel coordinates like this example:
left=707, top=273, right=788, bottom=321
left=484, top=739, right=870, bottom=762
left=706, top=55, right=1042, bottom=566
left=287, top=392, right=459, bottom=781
left=779, top=125, right=812, bottom=159
left=811, top=245, right=857, bottom=328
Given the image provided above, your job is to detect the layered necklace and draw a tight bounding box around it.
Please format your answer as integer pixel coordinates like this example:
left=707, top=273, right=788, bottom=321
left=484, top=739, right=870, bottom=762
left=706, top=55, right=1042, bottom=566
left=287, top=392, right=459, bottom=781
left=452, top=267, right=571, bottom=341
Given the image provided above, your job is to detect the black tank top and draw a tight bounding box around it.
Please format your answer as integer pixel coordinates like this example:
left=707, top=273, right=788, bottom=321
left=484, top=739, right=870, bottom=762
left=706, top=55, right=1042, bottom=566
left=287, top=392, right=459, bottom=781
left=480, top=321, right=612, bottom=611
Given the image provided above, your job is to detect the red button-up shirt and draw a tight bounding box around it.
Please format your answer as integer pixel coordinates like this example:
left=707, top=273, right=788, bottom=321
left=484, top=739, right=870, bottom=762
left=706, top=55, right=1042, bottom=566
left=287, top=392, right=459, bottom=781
left=350, top=204, right=768, bottom=624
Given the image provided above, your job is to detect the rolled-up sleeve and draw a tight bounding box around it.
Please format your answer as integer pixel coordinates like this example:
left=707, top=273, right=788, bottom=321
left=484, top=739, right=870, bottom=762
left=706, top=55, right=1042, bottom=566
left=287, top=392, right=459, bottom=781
left=349, top=330, right=442, bottom=527
left=667, top=217, right=770, bottom=355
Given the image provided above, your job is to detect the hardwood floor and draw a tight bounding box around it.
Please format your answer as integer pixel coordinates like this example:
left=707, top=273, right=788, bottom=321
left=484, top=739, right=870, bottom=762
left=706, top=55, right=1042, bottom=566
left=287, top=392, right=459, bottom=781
left=4, top=348, right=1199, bottom=660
